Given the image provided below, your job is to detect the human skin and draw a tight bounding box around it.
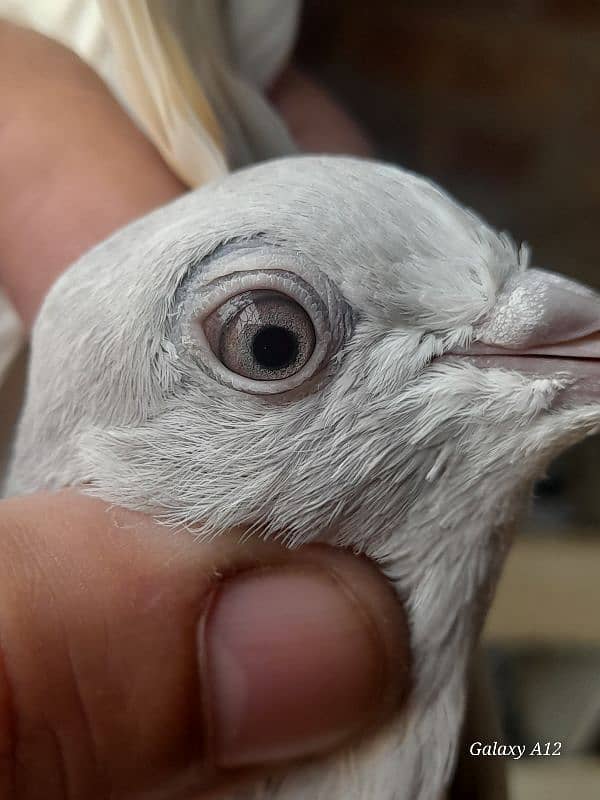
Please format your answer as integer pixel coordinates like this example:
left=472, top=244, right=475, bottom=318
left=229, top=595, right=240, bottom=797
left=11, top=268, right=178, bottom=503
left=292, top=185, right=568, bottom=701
left=0, top=22, right=410, bottom=800
left=0, top=22, right=371, bottom=329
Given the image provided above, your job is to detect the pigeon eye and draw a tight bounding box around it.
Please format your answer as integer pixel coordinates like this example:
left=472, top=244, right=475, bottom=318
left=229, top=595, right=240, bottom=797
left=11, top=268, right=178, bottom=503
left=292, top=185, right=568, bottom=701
left=178, top=267, right=353, bottom=396
left=203, top=290, right=316, bottom=380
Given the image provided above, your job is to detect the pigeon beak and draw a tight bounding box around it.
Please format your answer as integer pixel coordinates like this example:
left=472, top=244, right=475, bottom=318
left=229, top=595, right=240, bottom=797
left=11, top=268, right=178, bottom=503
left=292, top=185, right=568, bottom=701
left=448, top=268, right=600, bottom=403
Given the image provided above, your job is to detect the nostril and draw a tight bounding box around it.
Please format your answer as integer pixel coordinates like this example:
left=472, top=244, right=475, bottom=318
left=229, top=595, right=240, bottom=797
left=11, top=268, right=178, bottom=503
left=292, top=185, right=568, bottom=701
left=475, top=268, right=600, bottom=350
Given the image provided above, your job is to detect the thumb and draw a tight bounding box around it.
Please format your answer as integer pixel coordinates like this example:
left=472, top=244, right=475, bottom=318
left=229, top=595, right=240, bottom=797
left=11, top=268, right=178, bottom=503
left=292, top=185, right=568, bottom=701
left=0, top=492, right=410, bottom=799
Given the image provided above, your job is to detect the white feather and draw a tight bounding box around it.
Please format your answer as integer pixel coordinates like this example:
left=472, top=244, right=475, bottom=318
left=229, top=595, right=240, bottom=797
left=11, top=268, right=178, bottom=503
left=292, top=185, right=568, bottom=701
left=6, top=156, right=600, bottom=799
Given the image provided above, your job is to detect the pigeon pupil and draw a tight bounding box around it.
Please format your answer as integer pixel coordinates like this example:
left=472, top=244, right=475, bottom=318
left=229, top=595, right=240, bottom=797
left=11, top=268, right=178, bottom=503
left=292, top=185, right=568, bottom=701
left=252, top=325, right=298, bottom=370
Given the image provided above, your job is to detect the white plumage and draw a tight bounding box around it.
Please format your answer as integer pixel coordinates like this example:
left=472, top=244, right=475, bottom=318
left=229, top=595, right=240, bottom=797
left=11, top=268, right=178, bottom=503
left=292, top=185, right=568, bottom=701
left=6, top=156, right=600, bottom=799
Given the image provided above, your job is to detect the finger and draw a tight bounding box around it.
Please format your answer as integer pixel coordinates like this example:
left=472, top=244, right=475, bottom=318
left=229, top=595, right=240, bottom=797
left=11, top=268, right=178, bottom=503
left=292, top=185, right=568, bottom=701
left=0, top=21, right=186, bottom=328
left=0, top=492, right=410, bottom=799
left=268, top=67, right=373, bottom=157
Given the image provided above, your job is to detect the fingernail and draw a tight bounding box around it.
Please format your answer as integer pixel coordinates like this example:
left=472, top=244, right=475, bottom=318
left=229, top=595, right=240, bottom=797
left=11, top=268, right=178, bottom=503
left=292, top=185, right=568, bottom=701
left=200, top=560, right=409, bottom=768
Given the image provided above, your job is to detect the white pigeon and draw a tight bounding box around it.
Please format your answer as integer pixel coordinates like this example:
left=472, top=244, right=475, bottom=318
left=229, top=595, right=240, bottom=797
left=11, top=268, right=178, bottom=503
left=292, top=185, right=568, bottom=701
left=6, top=156, right=600, bottom=800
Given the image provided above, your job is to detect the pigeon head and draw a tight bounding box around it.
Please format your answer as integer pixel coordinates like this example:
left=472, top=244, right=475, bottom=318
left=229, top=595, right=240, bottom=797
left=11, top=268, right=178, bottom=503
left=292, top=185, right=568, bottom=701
left=12, top=156, right=600, bottom=548
left=9, top=154, right=600, bottom=798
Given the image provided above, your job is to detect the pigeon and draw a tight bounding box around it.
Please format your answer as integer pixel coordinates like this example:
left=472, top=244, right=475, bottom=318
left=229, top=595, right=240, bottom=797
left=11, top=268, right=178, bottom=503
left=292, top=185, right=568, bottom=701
left=6, top=155, right=600, bottom=799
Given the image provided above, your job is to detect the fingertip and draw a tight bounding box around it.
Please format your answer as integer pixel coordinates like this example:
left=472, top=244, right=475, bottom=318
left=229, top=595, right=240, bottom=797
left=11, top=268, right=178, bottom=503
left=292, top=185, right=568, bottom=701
left=201, top=546, right=411, bottom=769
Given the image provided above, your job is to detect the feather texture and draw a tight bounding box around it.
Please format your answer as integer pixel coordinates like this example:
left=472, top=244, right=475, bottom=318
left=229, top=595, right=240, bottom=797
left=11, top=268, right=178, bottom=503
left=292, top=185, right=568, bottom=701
left=6, top=156, right=600, bottom=799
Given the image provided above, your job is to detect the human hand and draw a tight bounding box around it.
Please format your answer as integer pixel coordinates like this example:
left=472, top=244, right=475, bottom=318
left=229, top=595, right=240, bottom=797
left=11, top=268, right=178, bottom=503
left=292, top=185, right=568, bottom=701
left=0, top=21, right=371, bottom=328
left=0, top=20, right=186, bottom=328
left=0, top=492, right=410, bottom=798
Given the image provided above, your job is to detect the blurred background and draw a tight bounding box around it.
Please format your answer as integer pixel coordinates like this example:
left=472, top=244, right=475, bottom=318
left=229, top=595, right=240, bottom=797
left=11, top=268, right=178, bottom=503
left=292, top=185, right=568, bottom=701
left=295, top=2, right=600, bottom=797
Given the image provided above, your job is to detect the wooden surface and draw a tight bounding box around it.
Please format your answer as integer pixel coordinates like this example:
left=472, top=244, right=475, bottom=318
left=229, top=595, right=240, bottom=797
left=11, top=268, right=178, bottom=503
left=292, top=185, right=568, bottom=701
left=485, top=536, right=600, bottom=645
left=509, top=757, right=600, bottom=799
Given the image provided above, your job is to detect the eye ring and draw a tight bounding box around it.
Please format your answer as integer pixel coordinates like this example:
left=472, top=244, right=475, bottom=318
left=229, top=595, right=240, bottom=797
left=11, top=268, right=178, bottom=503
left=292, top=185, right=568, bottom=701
left=178, top=268, right=345, bottom=395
